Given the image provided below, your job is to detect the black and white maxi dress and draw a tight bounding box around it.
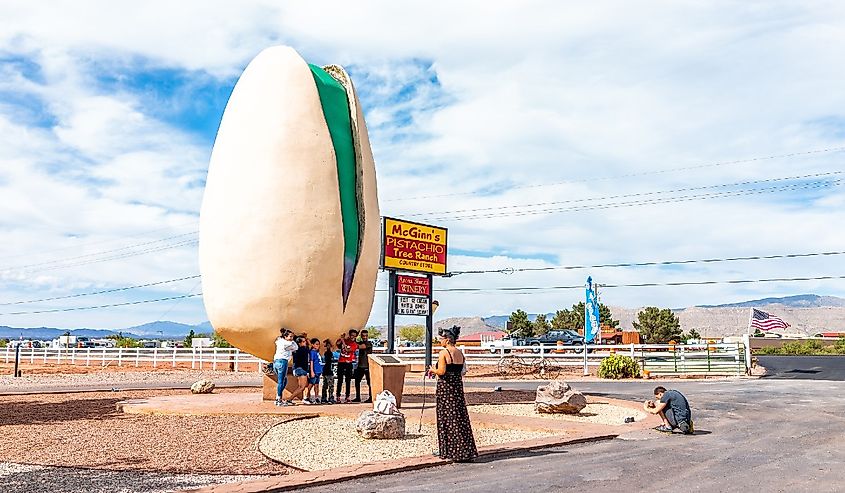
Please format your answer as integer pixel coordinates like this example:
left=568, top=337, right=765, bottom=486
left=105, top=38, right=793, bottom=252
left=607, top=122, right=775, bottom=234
left=435, top=351, right=478, bottom=462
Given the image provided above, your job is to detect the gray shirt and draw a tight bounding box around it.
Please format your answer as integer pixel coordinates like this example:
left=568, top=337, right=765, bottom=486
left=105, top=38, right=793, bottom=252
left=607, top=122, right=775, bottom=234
left=660, top=390, right=692, bottom=423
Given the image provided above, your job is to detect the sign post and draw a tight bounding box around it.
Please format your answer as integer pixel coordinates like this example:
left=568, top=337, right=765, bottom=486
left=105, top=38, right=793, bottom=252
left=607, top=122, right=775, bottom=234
left=381, top=218, right=448, bottom=367
left=424, top=274, right=434, bottom=368
left=387, top=271, right=397, bottom=353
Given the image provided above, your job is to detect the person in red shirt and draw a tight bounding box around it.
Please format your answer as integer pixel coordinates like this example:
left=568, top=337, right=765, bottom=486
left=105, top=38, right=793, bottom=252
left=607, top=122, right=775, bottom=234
left=335, top=329, right=358, bottom=403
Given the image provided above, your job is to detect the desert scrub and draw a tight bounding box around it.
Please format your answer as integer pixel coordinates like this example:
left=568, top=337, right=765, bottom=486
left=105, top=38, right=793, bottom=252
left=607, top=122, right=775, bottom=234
left=598, top=354, right=641, bottom=379
left=756, top=338, right=845, bottom=356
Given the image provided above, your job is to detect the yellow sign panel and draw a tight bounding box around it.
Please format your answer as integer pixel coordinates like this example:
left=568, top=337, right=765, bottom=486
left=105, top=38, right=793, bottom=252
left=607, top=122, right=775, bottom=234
left=382, top=217, right=448, bottom=275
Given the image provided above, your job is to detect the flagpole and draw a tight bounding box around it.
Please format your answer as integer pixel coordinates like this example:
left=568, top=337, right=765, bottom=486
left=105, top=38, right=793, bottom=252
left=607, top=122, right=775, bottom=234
left=747, top=308, right=754, bottom=336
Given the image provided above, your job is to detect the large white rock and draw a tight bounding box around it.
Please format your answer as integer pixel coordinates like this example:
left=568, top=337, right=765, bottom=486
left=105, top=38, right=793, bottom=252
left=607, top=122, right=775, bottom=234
left=535, top=380, right=587, bottom=414
left=356, top=410, right=406, bottom=439
left=190, top=379, right=215, bottom=394
left=199, top=46, right=380, bottom=361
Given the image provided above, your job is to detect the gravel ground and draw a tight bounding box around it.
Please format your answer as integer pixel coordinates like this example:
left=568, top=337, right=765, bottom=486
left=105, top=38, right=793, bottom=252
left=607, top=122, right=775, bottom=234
left=0, top=462, right=264, bottom=493
left=259, top=416, right=556, bottom=471
left=0, top=368, right=260, bottom=392
left=0, top=388, right=292, bottom=476
left=467, top=402, right=647, bottom=425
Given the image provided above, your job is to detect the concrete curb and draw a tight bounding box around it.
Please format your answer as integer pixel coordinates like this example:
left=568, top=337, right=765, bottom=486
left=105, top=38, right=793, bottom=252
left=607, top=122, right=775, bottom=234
left=180, top=433, right=619, bottom=493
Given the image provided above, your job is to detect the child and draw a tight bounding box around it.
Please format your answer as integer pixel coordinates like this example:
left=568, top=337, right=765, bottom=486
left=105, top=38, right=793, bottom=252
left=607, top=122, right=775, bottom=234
left=290, top=336, right=310, bottom=404
left=321, top=339, right=336, bottom=404
left=304, top=338, right=323, bottom=404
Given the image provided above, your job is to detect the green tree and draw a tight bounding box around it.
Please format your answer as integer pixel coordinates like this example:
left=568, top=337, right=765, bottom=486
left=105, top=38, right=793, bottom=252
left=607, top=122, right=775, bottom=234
left=212, top=332, right=233, bottom=348
left=507, top=309, right=533, bottom=337
left=364, top=326, right=382, bottom=340
left=554, top=302, right=619, bottom=332
left=115, top=336, right=140, bottom=348
left=684, top=328, right=702, bottom=341
left=184, top=329, right=196, bottom=348
left=399, top=325, right=425, bottom=343
left=598, top=304, right=620, bottom=329
left=0, top=338, right=8, bottom=348
left=633, top=307, right=682, bottom=343
left=550, top=309, right=570, bottom=330
left=533, top=313, right=551, bottom=336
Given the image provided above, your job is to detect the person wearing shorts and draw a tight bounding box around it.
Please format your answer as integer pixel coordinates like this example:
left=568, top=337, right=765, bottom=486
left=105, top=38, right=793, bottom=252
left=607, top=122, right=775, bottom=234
left=304, top=338, right=323, bottom=404
left=644, top=386, right=694, bottom=434
left=290, top=337, right=310, bottom=404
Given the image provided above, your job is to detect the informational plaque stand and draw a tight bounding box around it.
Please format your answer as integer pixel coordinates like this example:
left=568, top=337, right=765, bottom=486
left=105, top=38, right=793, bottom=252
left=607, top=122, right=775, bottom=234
left=368, top=354, right=409, bottom=407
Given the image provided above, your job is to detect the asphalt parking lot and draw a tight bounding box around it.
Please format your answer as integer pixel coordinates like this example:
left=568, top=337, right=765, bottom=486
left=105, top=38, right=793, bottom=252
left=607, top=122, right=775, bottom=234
left=304, top=358, right=845, bottom=493
left=758, top=355, right=845, bottom=380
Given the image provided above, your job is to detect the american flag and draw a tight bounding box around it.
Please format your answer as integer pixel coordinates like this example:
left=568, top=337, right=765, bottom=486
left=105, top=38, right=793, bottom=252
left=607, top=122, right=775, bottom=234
left=751, top=308, right=789, bottom=331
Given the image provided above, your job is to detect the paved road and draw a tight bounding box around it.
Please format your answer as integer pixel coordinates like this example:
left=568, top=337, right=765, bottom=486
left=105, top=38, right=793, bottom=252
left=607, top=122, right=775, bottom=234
left=759, top=355, right=845, bottom=380
left=302, top=378, right=845, bottom=492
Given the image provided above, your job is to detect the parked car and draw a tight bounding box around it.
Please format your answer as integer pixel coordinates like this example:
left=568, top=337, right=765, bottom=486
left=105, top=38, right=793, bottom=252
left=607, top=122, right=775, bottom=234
left=516, top=329, right=586, bottom=353
left=76, top=337, right=95, bottom=348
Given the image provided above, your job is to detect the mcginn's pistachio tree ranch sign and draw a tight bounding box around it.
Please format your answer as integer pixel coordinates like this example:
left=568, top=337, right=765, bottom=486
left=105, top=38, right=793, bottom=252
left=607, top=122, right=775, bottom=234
left=381, top=217, right=447, bottom=275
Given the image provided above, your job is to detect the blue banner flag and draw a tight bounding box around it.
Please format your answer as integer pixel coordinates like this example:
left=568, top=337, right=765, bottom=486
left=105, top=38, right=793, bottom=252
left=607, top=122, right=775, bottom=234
left=585, top=276, right=600, bottom=344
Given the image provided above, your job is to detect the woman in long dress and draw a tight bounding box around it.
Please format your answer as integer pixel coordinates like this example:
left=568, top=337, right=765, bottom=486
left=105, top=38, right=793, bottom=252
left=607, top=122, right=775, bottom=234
left=428, top=325, right=478, bottom=462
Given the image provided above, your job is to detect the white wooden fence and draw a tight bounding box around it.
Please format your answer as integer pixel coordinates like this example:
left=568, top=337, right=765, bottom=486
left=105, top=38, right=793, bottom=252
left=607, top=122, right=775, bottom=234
left=2, top=346, right=264, bottom=372
left=3, top=340, right=751, bottom=376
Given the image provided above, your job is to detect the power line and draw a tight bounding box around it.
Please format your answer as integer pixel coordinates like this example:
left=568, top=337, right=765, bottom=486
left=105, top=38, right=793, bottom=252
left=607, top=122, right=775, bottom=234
left=384, top=146, right=845, bottom=202
left=0, top=293, right=204, bottom=316
left=7, top=239, right=199, bottom=275
left=152, top=279, right=204, bottom=322
left=0, top=232, right=198, bottom=272
left=0, top=275, right=201, bottom=306
left=402, top=171, right=842, bottom=219
left=446, top=250, right=845, bottom=276
left=376, top=274, right=845, bottom=292
left=5, top=274, right=843, bottom=315
left=0, top=221, right=198, bottom=262
left=421, top=179, right=841, bottom=222
left=6, top=247, right=837, bottom=307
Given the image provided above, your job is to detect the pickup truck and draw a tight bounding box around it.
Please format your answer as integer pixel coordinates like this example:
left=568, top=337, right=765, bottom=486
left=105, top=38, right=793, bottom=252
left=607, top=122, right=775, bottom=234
left=515, top=330, right=586, bottom=353
left=482, top=330, right=587, bottom=354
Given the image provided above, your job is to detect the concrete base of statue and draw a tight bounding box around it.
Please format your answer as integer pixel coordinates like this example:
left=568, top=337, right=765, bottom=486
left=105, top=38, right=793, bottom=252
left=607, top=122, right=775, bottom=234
left=262, top=372, right=305, bottom=401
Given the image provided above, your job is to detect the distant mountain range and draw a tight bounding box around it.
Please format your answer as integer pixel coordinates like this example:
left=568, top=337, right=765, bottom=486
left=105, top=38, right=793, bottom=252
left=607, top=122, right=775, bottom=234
left=3, top=294, right=844, bottom=341
left=0, top=320, right=215, bottom=341
left=697, top=294, right=845, bottom=309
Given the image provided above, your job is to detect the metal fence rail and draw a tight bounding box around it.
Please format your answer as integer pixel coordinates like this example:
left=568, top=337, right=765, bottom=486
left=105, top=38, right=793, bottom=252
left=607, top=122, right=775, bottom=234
left=392, top=343, right=749, bottom=376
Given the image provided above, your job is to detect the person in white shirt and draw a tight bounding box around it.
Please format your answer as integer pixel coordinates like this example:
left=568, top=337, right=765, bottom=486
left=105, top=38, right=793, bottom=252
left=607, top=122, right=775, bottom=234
left=273, top=329, right=298, bottom=406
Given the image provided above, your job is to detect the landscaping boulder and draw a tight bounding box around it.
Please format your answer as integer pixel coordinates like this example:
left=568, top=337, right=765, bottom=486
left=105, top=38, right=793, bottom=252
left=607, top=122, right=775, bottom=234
left=356, top=410, right=406, bottom=439
left=535, top=380, right=587, bottom=414
left=191, top=379, right=215, bottom=394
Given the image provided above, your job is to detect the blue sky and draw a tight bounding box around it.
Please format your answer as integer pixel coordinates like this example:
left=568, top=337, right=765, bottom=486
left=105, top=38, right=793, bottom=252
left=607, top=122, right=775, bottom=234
left=0, top=1, right=844, bottom=330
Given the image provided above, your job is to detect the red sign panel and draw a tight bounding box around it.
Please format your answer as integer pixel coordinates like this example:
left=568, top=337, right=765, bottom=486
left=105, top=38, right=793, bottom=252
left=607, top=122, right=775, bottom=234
left=397, top=275, right=431, bottom=296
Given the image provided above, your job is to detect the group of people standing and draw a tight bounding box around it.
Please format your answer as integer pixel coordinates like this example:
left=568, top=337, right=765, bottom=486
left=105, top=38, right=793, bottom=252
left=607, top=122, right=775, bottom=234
left=272, top=328, right=373, bottom=406
left=271, top=324, right=478, bottom=463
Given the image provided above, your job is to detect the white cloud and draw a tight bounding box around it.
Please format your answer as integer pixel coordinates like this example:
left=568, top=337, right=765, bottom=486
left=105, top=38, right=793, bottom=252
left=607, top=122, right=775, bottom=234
left=0, top=1, right=843, bottom=329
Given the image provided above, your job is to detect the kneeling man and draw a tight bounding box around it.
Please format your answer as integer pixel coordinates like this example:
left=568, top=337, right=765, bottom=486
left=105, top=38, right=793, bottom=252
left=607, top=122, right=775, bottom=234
left=644, top=386, right=694, bottom=434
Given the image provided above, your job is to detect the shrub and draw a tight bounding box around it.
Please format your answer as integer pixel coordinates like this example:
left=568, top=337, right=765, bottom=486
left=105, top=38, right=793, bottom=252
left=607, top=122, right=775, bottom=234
left=831, top=337, right=845, bottom=355
left=598, top=354, right=641, bottom=379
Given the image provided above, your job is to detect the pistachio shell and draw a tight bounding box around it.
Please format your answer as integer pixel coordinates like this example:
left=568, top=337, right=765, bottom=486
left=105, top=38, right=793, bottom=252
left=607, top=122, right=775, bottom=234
left=199, top=46, right=380, bottom=361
